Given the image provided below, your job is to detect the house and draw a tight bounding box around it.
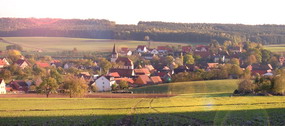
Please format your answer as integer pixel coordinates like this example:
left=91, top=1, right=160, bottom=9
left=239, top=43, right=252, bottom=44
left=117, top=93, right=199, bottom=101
left=279, top=57, right=285, bottom=66
left=195, top=45, right=209, bottom=52
left=120, top=47, right=132, bottom=56
left=114, top=78, right=134, bottom=85
left=15, top=59, right=29, bottom=69
left=157, top=46, right=173, bottom=53
left=78, top=72, right=94, bottom=82
left=109, top=68, right=135, bottom=78
left=0, top=79, right=6, bottom=94
left=182, top=46, right=192, bottom=53
left=50, top=60, right=62, bottom=67
left=144, top=65, right=155, bottom=73
left=134, top=75, right=153, bottom=85
left=149, top=48, right=159, bottom=55
left=207, top=63, right=219, bottom=69
left=0, top=60, right=6, bottom=68
left=9, top=80, right=29, bottom=93
left=213, top=55, right=225, bottom=63
left=0, top=58, right=10, bottom=66
left=93, top=76, right=116, bottom=92
left=193, top=51, right=212, bottom=59
left=228, top=46, right=242, bottom=53
left=157, top=72, right=172, bottom=83
left=141, top=53, right=155, bottom=60
left=150, top=76, right=163, bottom=84
left=136, top=45, right=148, bottom=53
left=251, top=64, right=273, bottom=75
left=107, top=72, right=120, bottom=78
left=35, top=61, right=50, bottom=68
left=134, top=68, right=151, bottom=76
left=115, top=57, right=134, bottom=69
left=174, top=65, right=189, bottom=74
left=63, top=63, right=74, bottom=69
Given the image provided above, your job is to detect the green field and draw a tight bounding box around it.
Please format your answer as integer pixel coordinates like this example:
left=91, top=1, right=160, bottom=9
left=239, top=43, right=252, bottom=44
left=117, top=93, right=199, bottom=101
left=1, top=79, right=285, bottom=125
left=264, top=44, right=285, bottom=53
left=0, top=37, right=189, bottom=52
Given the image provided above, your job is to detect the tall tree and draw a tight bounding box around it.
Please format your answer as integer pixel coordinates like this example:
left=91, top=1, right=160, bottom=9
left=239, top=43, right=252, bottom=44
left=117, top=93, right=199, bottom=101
left=63, top=75, right=88, bottom=98
left=183, top=54, right=195, bottom=64
left=39, top=77, right=58, bottom=98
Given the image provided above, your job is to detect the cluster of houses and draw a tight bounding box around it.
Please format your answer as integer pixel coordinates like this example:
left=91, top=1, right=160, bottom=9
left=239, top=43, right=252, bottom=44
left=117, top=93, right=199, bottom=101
left=1, top=43, right=285, bottom=94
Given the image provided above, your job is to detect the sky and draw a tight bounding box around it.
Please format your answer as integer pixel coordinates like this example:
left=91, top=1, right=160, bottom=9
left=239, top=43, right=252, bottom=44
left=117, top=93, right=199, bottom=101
left=0, top=0, right=285, bottom=25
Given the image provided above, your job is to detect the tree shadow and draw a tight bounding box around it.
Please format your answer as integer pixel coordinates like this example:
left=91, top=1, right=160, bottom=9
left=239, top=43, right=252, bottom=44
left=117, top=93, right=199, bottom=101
left=0, top=108, right=284, bottom=126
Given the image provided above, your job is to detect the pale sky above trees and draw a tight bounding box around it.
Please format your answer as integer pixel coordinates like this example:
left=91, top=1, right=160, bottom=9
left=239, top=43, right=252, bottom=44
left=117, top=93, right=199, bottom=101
left=0, top=0, right=284, bottom=25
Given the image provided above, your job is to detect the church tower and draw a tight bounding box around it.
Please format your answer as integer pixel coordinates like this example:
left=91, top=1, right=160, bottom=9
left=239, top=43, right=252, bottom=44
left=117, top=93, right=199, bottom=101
left=111, top=44, right=118, bottom=62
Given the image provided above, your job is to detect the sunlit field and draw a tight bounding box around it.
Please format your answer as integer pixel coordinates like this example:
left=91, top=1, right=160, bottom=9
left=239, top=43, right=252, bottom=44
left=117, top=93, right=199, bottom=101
left=0, top=37, right=189, bottom=52
left=264, top=44, right=285, bottom=53
left=1, top=79, right=285, bottom=125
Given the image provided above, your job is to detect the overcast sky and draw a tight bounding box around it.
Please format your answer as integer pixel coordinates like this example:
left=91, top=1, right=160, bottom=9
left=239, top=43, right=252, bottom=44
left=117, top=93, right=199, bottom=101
left=0, top=0, right=284, bottom=25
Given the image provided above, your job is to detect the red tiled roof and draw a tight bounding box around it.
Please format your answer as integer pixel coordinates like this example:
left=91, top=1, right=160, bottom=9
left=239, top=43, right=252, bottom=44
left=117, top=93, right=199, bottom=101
left=150, top=76, right=163, bottom=84
left=134, top=68, right=150, bottom=75
left=35, top=61, right=50, bottom=68
left=116, top=57, right=133, bottom=66
left=108, top=72, right=120, bottom=78
left=0, top=60, right=6, bottom=66
left=114, top=78, right=134, bottom=84
left=182, top=46, right=192, bottom=52
left=121, top=47, right=129, bottom=53
left=137, top=45, right=147, bottom=50
left=109, top=68, right=134, bottom=77
left=135, top=75, right=152, bottom=85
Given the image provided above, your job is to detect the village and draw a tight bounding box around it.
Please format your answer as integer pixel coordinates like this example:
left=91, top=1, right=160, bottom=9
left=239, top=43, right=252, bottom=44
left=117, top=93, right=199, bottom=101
left=0, top=40, right=283, bottom=95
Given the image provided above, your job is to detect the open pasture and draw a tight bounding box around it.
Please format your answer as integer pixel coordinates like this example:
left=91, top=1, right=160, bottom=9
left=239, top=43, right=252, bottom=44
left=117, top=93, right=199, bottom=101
left=1, top=79, right=285, bottom=125
left=0, top=37, right=189, bottom=52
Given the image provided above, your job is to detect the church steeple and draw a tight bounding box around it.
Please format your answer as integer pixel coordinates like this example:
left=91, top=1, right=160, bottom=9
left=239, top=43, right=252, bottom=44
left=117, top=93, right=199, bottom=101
left=111, top=44, right=118, bottom=62
left=112, top=44, right=117, bottom=54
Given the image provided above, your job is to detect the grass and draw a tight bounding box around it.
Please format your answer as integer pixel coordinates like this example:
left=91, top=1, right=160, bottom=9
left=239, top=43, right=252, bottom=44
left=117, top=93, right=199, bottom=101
left=264, top=44, right=285, bottom=52
left=0, top=37, right=189, bottom=52
left=129, top=79, right=238, bottom=95
left=1, top=79, right=285, bottom=125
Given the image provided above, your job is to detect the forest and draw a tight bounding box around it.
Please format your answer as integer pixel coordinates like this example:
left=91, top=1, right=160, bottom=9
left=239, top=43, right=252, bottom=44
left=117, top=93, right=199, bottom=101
left=1, top=18, right=285, bottom=44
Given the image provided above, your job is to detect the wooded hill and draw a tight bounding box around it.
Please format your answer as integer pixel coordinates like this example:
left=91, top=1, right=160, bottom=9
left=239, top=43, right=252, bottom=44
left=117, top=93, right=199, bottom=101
left=1, top=18, right=285, bottom=44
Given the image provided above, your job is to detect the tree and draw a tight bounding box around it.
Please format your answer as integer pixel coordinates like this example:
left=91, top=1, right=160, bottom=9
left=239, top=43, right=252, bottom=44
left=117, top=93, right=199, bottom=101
left=39, top=77, right=58, bottom=98
left=237, top=78, right=256, bottom=94
left=246, top=55, right=257, bottom=65
left=0, top=69, right=12, bottom=80
left=273, top=73, right=285, bottom=94
left=230, top=65, right=243, bottom=77
left=63, top=75, right=88, bottom=98
left=184, top=54, right=195, bottom=65
left=230, top=58, right=240, bottom=66
left=98, top=58, right=112, bottom=74
left=118, top=80, right=128, bottom=89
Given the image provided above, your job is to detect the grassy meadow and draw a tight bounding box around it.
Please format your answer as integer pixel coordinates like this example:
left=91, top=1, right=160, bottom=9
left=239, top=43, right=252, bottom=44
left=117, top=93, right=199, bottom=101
left=264, top=44, right=285, bottom=53
left=1, top=79, right=285, bottom=125
left=0, top=37, right=189, bottom=52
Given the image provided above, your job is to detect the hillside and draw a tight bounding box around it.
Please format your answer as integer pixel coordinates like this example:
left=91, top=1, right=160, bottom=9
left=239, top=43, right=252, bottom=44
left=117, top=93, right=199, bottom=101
left=0, top=37, right=188, bottom=52
left=1, top=18, right=285, bottom=44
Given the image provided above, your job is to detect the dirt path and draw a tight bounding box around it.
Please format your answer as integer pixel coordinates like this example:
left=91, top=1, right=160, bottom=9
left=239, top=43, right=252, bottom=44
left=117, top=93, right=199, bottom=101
left=116, top=99, right=145, bottom=126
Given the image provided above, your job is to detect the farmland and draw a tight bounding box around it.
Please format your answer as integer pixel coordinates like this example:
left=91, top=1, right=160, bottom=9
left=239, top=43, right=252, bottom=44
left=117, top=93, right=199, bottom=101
left=264, top=44, right=285, bottom=53
left=0, top=37, right=189, bottom=52
left=1, top=79, right=285, bottom=125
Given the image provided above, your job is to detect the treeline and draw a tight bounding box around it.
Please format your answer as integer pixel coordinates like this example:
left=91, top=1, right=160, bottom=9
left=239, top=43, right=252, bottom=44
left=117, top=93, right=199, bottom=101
left=1, top=18, right=285, bottom=44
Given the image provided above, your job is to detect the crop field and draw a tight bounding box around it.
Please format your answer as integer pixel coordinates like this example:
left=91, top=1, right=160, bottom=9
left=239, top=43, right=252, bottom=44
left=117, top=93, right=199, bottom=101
left=264, top=44, right=285, bottom=53
left=0, top=37, right=189, bottom=52
left=1, top=79, right=285, bottom=125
